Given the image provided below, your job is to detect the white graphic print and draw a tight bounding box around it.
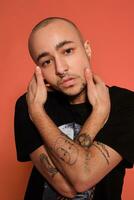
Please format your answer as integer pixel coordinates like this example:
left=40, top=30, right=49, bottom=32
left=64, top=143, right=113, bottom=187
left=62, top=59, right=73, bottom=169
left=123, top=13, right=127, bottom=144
left=42, top=123, right=95, bottom=200
left=58, top=123, right=81, bottom=139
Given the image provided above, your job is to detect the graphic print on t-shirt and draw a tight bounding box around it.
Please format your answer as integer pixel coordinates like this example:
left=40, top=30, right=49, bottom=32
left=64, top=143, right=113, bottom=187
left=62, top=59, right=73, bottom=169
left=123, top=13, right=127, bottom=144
left=42, top=122, right=95, bottom=200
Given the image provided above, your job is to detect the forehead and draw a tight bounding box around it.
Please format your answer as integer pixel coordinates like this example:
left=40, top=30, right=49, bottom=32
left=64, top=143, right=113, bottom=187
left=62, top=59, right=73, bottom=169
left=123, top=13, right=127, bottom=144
left=30, top=20, right=82, bottom=50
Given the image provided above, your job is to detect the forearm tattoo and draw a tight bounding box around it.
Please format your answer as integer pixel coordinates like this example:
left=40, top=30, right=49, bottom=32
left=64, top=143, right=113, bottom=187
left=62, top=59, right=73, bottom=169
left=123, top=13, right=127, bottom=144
left=54, top=137, right=79, bottom=165
left=40, top=153, right=58, bottom=178
left=76, top=133, right=92, bottom=148
left=84, top=151, right=91, bottom=171
left=93, top=141, right=110, bottom=165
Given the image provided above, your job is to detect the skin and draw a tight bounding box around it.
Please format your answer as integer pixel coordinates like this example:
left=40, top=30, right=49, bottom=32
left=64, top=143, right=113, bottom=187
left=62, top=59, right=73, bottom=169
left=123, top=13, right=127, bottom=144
left=29, top=20, right=91, bottom=104
left=26, top=20, right=122, bottom=197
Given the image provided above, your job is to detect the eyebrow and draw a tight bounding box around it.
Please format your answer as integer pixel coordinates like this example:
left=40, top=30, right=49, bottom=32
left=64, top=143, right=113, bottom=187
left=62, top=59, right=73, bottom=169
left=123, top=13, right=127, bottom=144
left=37, top=52, right=50, bottom=62
left=36, top=40, right=74, bottom=62
left=55, top=40, right=74, bottom=50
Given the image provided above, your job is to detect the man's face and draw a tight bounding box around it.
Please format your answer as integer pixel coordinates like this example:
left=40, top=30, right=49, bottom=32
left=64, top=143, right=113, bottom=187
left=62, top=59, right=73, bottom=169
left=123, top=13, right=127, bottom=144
left=30, top=20, right=91, bottom=101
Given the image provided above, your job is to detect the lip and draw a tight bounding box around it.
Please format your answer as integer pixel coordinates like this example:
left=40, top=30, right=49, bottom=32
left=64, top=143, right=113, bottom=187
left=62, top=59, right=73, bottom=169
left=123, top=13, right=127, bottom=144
left=60, top=77, right=76, bottom=88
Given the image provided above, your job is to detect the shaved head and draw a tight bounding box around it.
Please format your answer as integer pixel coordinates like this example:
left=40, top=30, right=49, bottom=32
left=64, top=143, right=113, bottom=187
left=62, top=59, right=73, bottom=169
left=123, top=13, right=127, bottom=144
left=28, top=17, right=84, bottom=57
left=31, top=17, right=81, bottom=34
left=27, top=17, right=91, bottom=101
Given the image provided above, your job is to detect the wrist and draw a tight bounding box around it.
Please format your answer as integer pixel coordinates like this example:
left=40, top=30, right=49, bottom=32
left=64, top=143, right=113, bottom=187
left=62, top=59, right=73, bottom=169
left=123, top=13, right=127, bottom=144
left=28, top=103, right=46, bottom=121
left=91, top=106, right=109, bottom=128
left=92, top=104, right=109, bottom=118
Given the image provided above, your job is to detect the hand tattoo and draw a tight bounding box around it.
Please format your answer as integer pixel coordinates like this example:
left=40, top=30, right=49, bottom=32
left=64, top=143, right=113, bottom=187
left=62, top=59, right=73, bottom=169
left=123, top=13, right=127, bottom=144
left=76, top=133, right=92, bottom=148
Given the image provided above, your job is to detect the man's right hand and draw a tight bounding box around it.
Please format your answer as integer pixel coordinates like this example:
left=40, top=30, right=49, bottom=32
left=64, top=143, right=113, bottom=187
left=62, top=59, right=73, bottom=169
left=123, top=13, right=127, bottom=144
left=26, top=66, right=48, bottom=120
left=27, top=66, right=47, bottom=105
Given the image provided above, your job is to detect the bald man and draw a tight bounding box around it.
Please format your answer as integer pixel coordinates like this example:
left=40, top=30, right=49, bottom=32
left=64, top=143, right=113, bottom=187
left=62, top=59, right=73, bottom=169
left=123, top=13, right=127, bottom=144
left=14, top=17, right=134, bottom=200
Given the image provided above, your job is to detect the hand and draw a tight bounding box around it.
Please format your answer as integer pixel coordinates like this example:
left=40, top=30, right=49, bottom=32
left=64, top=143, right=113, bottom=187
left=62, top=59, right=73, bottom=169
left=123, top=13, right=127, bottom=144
left=85, top=68, right=110, bottom=119
left=26, top=66, right=47, bottom=112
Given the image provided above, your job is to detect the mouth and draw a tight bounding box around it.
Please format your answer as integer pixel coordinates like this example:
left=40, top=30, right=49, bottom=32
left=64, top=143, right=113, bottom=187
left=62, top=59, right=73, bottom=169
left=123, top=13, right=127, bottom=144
left=59, top=77, right=76, bottom=88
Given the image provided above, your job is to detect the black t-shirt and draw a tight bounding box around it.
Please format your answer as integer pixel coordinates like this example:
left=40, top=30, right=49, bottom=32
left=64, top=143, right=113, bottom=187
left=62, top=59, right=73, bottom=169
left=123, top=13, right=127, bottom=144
left=14, top=86, right=134, bottom=200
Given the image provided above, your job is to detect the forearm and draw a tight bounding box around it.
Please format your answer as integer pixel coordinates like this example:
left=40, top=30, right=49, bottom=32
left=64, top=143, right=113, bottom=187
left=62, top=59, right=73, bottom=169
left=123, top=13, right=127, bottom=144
left=26, top=67, right=112, bottom=192
left=30, top=145, right=76, bottom=197
left=30, top=105, right=106, bottom=191
left=30, top=106, right=86, bottom=181
left=75, top=106, right=108, bottom=146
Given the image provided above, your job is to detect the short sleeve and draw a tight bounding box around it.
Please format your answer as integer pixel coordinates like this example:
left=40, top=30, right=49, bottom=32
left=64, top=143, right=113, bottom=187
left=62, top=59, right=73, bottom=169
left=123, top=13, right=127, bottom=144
left=95, top=87, right=134, bottom=168
left=14, top=94, right=43, bottom=162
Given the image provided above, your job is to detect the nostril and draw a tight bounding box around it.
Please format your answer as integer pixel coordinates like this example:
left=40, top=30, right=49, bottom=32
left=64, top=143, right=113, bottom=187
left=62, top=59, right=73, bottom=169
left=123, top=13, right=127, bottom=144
left=55, top=58, right=69, bottom=75
left=55, top=66, right=69, bottom=76
left=57, top=71, right=67, bottom=78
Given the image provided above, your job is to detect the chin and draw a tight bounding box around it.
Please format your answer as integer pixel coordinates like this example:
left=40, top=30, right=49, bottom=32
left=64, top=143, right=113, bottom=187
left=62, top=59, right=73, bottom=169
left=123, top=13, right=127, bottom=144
left=61, top=84, right=86, bottom=98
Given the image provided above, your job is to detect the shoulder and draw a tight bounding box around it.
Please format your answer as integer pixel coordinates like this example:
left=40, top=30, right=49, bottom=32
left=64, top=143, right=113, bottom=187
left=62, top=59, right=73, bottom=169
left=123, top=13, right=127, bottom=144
left=108, top=86, right=134, bottom=109
left=109, top=86, right=134, bottom=100
left=98, top=87, right=134, bottom=166
left=15, top=93, right=28, bottom=114
left=107, top=86, right=134, bottom=125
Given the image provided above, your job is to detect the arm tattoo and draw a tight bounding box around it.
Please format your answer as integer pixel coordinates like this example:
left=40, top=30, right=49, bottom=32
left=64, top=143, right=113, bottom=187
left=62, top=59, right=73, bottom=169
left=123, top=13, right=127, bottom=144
left=93, top=142, right=110, bottom=165
left=40, top=153, right=58, bottom=178
left=76, top=133, right=92, bottom=148
left=75, top=133, right=92, bottom=171
left=54, top=137, right=79, bottom=165
left=84, top=151, right=91, bottom=171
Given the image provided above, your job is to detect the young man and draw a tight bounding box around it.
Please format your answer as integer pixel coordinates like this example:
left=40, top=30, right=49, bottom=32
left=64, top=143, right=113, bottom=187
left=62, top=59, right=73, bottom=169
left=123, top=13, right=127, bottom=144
left=14, top=17, right=134, bottom=200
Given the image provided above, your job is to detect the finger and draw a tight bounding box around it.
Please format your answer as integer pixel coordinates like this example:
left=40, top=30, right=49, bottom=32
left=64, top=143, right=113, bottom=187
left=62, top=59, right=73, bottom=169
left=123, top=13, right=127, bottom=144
left=28, top=75, right=37, bottom=92
left=46, top=84, right=54, bottom=91
left=84, top=68, right=95, bottom=89
left=84, top=67, right=92, bottom=78
left=35, top=66, right=44, bottom=86
left=93, top=74, right=105, bottom=85
left=43, top=79, right=50, bottom=87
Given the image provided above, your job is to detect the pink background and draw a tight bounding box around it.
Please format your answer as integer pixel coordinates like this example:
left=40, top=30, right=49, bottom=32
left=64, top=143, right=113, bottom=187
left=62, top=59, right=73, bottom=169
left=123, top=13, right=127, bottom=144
left=0, top=0, right=134, bottom=199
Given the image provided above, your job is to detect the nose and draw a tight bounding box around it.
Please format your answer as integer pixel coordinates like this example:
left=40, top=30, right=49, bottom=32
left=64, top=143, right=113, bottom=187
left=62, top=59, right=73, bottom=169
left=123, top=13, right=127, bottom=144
left=55, top=57, right=69, bottom=76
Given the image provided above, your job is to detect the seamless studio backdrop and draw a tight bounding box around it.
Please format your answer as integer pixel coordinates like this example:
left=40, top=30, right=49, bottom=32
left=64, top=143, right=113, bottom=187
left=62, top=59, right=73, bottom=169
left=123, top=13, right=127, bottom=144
left=0, top=0, right=134, bottom=200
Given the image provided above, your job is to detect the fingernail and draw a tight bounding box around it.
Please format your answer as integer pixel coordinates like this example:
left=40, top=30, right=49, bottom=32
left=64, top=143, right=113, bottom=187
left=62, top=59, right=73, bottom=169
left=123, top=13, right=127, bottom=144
left=36, top=66, right=41, bottom=73
left=85, top=67, right=90, bottom=73
left=36, top=66, right=40, bottom=70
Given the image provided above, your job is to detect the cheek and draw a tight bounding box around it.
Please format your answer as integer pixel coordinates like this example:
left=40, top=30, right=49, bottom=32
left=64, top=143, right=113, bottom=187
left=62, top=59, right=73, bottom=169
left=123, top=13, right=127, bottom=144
left=41, top=68, right=56, bottom=84
left=68, top=53, right=90, bottom=72
left=70, top=58, right=88, bottom=78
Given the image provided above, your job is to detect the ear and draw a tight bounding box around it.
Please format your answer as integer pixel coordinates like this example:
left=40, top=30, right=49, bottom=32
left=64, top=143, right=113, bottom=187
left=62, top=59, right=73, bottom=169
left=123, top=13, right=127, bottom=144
left=84, top=40, right=91, bottom=58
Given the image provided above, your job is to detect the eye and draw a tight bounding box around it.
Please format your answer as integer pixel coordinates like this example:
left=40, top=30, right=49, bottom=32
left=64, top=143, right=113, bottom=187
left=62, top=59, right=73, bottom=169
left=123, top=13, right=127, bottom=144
left=42, top=59, right=53, bottom=67
left=64, top=48, right=74, bottom=55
